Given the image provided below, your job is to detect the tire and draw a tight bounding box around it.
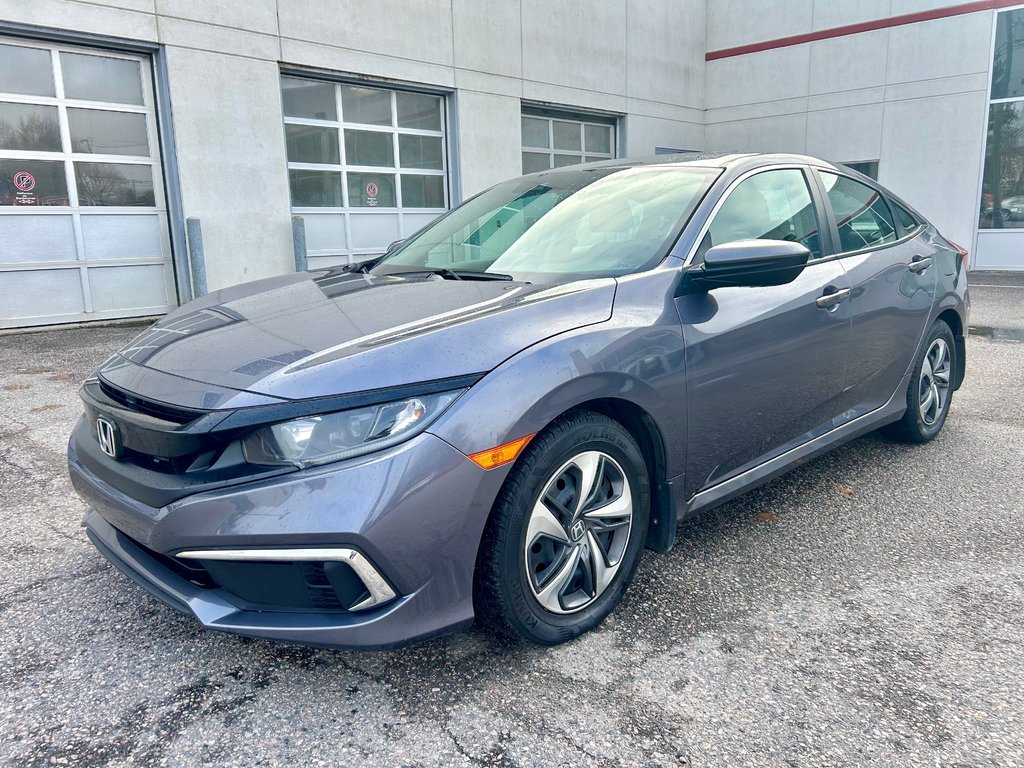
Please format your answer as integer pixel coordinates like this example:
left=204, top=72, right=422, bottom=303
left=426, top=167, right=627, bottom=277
left=884, top=319, right=956, bottom=444
left=475, top=410, right=650, bottom=645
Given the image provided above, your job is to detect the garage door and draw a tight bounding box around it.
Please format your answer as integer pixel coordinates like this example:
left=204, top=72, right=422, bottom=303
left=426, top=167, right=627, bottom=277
left=0, top=37, right=175, bottom=329
left=281, top=75, right=449, bottom=270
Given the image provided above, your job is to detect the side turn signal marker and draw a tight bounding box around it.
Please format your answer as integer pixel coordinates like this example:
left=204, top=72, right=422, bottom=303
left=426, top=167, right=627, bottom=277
left=467, top=433, right=536, bottom=469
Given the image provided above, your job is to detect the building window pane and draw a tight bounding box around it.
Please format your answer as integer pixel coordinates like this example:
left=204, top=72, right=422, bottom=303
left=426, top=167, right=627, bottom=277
left=347, top=172, right=395, bottom=207
left=0, top=159, right=68, bottom=206
left=289, top=169, right=343, bottom=207
left=521, top=117, right=549, bottom=148
left=344, top=129, right=394, bottom=167
left=584, top=124, right=611, bottom=154
left=0, top=103, right=61, bottom=152
left=991, top=9, right=1024, bottom=101
left=820, top=171, right=897, bottom=251
left=342, top=85, right=391, bottom=126
left=552, top=121, right=581, bottom=151
left=842, top=160, right=879, bottom=180
left=980, top=101, right=1024, bottom=229
left=397, top=92, right=441, bottom=131
left=401, top=174, right=444, bottom=208
left=522, top=152, right=549, bottom=173
left=67, top=108, right=148, bottom=156
left=522, top=113, right=616, bottom=173
left=281, top=76, right=449, bottom=260
left=285, top=124, right=339, bottom=164
left=60, top=52, right=143, bottom=105
left=0, top=43, right=55, bottom=97
left=399, top=134, right=443, bottom=169
left=281, top=76, right=337, bottom=120
left=74, top=162, right=154, bottom=206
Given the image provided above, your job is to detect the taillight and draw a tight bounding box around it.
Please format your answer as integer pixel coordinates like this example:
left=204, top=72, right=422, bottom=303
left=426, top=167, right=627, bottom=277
left=949, top=239, right=969, bottom=269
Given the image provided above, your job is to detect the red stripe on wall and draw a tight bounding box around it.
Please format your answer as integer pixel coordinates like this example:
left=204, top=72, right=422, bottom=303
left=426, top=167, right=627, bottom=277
left=705, top=0, right=1021, bottom=61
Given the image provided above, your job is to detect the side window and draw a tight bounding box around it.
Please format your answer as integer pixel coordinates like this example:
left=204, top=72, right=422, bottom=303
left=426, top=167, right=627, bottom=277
left=820, top=172, right=898, bottom=252
left=892, top=202, right=919, bottom=232
left=706, top=169, right=822, bottom=259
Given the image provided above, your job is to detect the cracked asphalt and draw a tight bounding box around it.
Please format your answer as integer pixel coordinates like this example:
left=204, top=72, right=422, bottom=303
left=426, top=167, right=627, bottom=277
left=1, top=283, right=1022, bottom=767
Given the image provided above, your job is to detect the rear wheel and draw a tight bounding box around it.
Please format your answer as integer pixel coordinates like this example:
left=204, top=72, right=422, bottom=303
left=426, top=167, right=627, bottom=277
left=884, top=319, right=955, bottom=443
left=475, top=411, right=650, bottom=645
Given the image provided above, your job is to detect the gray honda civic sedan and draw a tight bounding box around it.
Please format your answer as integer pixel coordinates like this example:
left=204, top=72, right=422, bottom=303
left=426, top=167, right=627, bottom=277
left=69, top=153, right=969, bottom=648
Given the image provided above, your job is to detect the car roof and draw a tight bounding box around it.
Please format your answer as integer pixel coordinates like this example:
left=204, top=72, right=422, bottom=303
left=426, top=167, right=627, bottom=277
left=519, top=152, right=931, bottom=226
left=566, top=151, right=843, bottom=172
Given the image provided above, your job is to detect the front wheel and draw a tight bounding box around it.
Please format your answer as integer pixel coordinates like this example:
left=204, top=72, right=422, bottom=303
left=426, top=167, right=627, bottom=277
left=884, top=319, right=955, bottom=443
left=475, top=411, right=650, bottom=645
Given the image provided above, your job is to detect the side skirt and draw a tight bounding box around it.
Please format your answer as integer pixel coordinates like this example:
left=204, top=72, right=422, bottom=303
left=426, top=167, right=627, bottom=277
left=680, top=372, right=911, bottom=522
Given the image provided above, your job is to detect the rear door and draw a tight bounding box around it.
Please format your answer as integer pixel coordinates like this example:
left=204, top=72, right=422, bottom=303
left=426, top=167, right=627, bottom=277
left=812, top=170, right=937, bottom=423
left=677, top=167, right=852, bottom=498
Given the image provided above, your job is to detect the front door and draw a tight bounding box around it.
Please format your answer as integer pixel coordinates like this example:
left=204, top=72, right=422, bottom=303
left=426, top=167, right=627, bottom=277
left=813, top=171, right=937, bottom=422
left=676, top=168, right=852, bottom=499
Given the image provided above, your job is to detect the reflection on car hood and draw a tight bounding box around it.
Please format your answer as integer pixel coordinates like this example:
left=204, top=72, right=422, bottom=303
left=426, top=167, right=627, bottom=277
left=101, top=269, right=616, bottom=402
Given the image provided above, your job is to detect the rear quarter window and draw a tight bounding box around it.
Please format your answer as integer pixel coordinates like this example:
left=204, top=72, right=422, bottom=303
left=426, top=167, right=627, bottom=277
left=820, top=172, right=898, bottom=253
left=892, top=202, right=920, bottom=232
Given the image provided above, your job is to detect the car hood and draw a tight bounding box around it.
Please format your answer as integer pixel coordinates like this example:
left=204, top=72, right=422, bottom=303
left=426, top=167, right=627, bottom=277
left=102, top=269, right=616, bottom=403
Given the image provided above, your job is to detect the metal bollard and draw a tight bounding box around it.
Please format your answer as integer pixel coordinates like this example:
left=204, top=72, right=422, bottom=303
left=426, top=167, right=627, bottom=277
left=185, top=217, right=208, bottom=297
left=292, top=215, right=308, bottom=273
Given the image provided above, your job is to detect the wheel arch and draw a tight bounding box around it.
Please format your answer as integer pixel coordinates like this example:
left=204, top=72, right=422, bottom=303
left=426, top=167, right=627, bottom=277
left=936, top=306, right=966, bottom=390
left=573, top=397, right=676, bottom=553
left=471, top=389, right=678, bottom=571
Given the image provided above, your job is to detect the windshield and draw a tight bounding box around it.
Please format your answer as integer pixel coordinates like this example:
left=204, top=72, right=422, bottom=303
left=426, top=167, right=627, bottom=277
left=372, top=165, right=720, bottom=283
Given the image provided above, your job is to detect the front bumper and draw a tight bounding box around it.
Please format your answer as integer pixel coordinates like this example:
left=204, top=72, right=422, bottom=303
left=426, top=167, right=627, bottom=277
left=69, top=431, right=510, bottom=649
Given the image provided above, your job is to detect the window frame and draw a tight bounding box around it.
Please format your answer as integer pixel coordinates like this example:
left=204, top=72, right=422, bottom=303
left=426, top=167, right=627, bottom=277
left=520, top=107, right=617, bottom=172
left=685, top=164, right=834, bottom=265
left=0, top=33, right=174, bottom=322
left=809, top=168, right=922, bottom=259
left=279, top=71, right=452, bottom=266
left=977, top=7, right=1024, bottom=234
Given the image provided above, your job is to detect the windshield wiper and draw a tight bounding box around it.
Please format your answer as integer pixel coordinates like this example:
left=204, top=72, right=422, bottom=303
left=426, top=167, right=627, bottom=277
left=341, top=255, right=385, bottom=274
left=386, top=269, right=514, bottom=282
left=447, top=269, right=514, bottom=281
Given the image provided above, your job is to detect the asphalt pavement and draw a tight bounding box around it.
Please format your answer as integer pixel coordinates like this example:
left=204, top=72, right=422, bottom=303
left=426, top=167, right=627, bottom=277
left=0, top=287, right=1022, bottom=767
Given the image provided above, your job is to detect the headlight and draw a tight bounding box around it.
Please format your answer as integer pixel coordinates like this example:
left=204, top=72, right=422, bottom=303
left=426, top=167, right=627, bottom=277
left=242, top=389, right=465, bottom=468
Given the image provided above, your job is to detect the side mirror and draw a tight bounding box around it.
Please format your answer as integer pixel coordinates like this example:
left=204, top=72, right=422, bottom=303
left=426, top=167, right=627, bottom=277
left=688, top=239, right=810, bottom=290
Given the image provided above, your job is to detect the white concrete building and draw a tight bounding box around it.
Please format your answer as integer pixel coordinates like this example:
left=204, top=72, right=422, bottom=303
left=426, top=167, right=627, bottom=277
left=0, top=0, right=1019, bottom=329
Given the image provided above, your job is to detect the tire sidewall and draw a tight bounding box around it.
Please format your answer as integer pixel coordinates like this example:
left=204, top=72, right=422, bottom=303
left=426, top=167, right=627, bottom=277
left=499, top=416, right=650, bottom=645
left=908, top=320, right=955, bottom=440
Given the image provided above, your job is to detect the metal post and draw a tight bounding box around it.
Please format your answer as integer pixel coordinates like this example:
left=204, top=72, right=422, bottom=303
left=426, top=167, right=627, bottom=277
left=185, top=217, right=208, bottom=297
left=292, top=215, right=308, bottom=273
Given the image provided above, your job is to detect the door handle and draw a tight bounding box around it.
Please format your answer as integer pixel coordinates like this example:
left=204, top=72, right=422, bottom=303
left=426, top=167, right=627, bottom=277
left=908, top=255, right=933, bottom=273
left=815, top=287, right=851, bottom=309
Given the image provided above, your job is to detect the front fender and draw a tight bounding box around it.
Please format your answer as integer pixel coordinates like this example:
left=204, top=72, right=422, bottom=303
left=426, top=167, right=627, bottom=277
left=428, top=302, right=686, bottom=479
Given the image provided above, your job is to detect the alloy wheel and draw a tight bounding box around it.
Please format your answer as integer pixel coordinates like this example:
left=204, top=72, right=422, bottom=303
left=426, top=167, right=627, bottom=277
left=919, top=337, right=951, bottom=426
left=524, top=450, right=634, bottom=614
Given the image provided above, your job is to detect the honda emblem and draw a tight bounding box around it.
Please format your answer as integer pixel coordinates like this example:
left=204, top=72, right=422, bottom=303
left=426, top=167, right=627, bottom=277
left=95, top=416, right=121, bottom=459
left=570, top=519, right=585, bottom=541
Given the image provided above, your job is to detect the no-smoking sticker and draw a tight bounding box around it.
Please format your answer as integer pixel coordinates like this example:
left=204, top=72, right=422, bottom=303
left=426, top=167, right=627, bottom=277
left=13, top=172, right=35, bottom=192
